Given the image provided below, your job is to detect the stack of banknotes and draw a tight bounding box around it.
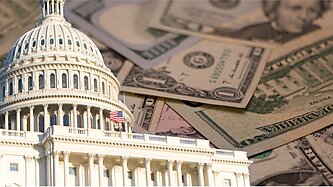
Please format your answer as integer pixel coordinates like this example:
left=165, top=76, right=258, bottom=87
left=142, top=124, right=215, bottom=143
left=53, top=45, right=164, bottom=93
left=1, top=0, right=333, bottom=185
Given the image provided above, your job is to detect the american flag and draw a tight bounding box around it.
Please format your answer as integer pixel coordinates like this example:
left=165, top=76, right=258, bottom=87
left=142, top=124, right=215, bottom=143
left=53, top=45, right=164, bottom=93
left=110, top=111, right=125, bottom=123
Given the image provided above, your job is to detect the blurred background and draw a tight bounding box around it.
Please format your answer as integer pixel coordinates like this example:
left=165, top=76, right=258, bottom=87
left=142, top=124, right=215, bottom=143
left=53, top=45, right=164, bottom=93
left=1, top=0, right=333, bottom=185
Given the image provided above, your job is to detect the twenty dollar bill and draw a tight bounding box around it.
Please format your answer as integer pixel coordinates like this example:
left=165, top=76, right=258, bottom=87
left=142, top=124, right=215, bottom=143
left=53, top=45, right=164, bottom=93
left=167, top=27, right=333, bottom=156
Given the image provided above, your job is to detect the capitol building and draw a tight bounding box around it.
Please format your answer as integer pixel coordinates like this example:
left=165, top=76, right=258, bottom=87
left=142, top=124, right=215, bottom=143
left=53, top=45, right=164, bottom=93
left=0, top=0, right=251, bottom=186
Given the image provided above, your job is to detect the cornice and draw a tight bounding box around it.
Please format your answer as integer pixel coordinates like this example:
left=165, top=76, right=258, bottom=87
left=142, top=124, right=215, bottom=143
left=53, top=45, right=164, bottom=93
left=47, top=136, right=215, bottom=155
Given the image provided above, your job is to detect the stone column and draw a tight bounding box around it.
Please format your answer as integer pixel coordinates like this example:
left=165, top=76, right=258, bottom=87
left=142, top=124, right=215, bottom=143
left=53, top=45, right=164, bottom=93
left=24, top=155, right=33, bottom=186
left=145, top=158, right=151, bottom=186
left=4, top=111, right=8, bottom=130
left=63, top=151, right=70, bottom=186
left=197, top=162, right=204, bottom=187
left=53, top=151, right=60, bottom=186
left=243, top=173, right=250, bottom=186
left=176, top=161, right=183, bottom=187
left=98, top=154, right=105, bottom=186
left=58, top=104, right=63, bottom=126
left=206, top=163, right=213, bottom=187
left=73, top=105, right=77, bottom=128
left=0, top=155, right=3, bottom=182
left=235, top=172, right=243, bottom=186
left=99, top=108, right=104, bottom=130
left=167, top=160, right=174, bottom=186
left=87, top=106, right=91, bottom=129
left=46, top=152, right=52, bottom=186
left=121, top=156, right=129, bottom=186
left=29, top=106, right=34, bottom=132
left=16, top=108, right=21, bottom=131
left=44, top=104, right=49, bottom=130
left=88, top=153, right=95, bottom=186
left=34, top=156, right=39, bottom=186
left=213, top=171, right=219, bottom=187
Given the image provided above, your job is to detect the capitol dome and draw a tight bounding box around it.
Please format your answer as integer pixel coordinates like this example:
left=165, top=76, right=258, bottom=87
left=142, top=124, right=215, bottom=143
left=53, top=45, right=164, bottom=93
left=0, top=0, right=133, bottom=132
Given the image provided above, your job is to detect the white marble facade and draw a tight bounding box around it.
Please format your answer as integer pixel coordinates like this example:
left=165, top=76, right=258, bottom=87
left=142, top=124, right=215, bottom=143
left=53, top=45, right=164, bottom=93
left=0, top=0, right=252, bottom=186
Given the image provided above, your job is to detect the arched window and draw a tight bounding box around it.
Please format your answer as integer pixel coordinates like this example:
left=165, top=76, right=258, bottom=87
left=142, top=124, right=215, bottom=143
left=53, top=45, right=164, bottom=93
left=62, top=73, right=67, bottom=88
left=2, top=86, right=5, bottom=97
left=18, top=78, right=23, bottom=93
left=50, top=73, right=56, bottom=88
left=63, top=114, right=69, bottom=126
left=94, top=79, right=98, bottom=92
left=39, top=74, right=44, bottom=89
left=50, top=114, right=57, bottom=126
left=102, top=82, right=105, bottom=94
left=77, top=115, right=82, bottom=128
left=39, top=115, right=44, bottom=132
left=9, top=82, right=13, bottom=96
left=73, top=74, right=78, bottom=89
left=84, top=76, right=89, bottom=90
left=28, top=75, right=33, bottom=90
left=26, top=117, right=30, bottom=131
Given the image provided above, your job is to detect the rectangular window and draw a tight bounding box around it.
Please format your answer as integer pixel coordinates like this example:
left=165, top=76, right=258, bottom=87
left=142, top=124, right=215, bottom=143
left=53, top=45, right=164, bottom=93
left=103, top=169, right=109, bottom=178
left=224, top=179, right=231, bottom=186
left=69, top=167, right=76, bottom=176
left=9, top=163, right=18, bottom=172
left=151, top=172, right=155, bottom=181
left=127, top=171, right=132, bottom=179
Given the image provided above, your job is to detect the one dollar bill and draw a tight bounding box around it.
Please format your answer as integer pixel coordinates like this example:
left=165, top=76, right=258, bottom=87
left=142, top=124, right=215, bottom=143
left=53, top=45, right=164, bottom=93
left=117, top=40, right=270, bottom=108
left=167, top=27, right=333, bottom=156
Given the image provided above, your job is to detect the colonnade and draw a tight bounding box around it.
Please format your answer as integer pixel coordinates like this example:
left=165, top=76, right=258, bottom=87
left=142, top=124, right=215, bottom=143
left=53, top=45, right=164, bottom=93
left=0, top=104, right=130, bottom=133
left=46, top=151, right=219, bottom=187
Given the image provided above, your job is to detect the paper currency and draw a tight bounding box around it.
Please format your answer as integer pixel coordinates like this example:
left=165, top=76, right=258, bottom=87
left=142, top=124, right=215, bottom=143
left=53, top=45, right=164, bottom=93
left=121, top=92, right=164, bottom=134
left=250, top=124, right=333, bottom=185
left=0, top=0, right=40, bottom=58
left=167, top=27, right=333, bottom=156
left=154, top=103, right=207, bottom=140
left=151, top=0, right=333, bottom=45
left=65, top=0, right=198, bottom=69
left=117, top=40, right=270, bottom=108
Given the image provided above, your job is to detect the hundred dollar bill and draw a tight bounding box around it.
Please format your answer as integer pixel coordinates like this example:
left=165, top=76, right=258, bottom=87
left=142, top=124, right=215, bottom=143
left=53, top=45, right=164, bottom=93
left=117, top=40, right=270, bottom=108
left=250, top=124, right=333, bottom=185
left=151, top=0, right=333, bottom=45
left=0, top=0, right=40, bottom=57
left=167, top=27, right=333, bottom=156
left=65, top=0, right=198, bottom=69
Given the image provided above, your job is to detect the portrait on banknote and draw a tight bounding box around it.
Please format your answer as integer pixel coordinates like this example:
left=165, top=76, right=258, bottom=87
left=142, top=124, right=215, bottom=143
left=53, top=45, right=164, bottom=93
left=151, top=0, right=333, bottom=45
left=231, top=0, right=332, bottom=43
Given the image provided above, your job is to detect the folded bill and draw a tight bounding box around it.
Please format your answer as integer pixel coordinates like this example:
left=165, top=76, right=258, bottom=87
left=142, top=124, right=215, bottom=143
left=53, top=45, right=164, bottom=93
left=65, top=0, right=198, bottom=69
left=151, top=0, right=333, bottom=45
left=250, top=124, right=333, bottom=185
left=117, top=40, right=270, bottom=108
left=167, top=27, right=333, bottom=156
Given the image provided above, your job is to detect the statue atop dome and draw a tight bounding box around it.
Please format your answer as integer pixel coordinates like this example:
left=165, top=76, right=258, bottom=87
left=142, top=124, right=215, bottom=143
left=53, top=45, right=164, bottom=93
left=40, top=0, right=66, bottom=18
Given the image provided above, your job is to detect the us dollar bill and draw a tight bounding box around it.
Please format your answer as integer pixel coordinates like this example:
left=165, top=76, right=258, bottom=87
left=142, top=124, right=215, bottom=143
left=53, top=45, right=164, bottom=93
left=250, top=124, right=333, bottom=185
left=150, top=0, right=333, bottom=45
left=65, top=0, right=198, bottom=69
left=0, top=0, right=40, bottom=65
left=117, top=40, right=270, bottom=108
left=121, top=92, right=165, bottom=134
left=167, top=27, right=333, bottom=156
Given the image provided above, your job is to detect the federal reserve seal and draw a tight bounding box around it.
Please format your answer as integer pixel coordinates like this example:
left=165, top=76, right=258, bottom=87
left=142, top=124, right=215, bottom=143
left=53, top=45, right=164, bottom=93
left=209, top=0, right=240, bottom=9
left=183, top=51, right=214, bottom=69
